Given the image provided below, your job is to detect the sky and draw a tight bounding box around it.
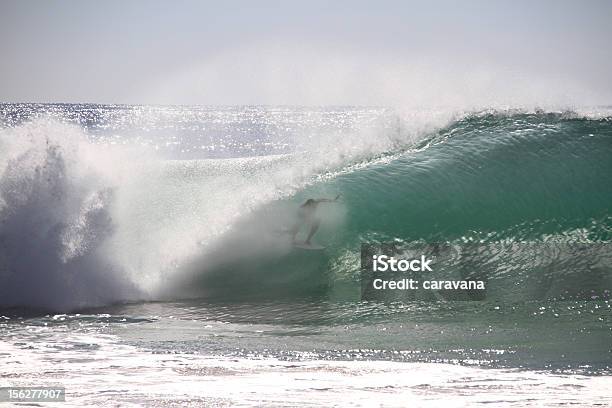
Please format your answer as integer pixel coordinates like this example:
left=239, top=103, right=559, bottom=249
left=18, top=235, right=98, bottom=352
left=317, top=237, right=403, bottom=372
left=1, top=0, right=611, bottom=107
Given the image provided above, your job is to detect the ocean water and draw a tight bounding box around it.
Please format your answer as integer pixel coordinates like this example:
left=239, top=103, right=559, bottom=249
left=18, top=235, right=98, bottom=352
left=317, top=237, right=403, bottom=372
left=0, top=104, right=611, bottom=406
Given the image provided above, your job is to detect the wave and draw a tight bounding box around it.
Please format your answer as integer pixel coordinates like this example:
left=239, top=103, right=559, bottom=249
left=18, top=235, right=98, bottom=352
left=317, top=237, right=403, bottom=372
left=1, top=109, right=611, bottom=310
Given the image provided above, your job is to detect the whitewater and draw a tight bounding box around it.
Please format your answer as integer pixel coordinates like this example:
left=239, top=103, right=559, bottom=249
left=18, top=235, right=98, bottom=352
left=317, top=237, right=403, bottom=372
left=0, top=103, right=610, bottom=406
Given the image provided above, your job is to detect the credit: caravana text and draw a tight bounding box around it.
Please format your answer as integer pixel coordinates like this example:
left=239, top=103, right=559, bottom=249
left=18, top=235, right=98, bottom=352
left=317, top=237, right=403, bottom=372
left=372, top=279, right=485, bottom=290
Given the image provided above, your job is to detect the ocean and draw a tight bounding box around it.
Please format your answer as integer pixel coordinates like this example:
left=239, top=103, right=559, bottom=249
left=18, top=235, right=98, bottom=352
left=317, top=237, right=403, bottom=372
left=0, top=103, right=610, bottom=406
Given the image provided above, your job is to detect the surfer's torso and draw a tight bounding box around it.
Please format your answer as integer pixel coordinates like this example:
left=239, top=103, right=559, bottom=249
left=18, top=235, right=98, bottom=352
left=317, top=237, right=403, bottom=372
left=298, top=200, right=318, bottom=220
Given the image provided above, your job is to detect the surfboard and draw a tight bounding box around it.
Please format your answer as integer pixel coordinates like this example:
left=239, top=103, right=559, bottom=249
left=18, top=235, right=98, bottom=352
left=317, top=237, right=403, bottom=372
left=293, top=242, right=325, bottom=250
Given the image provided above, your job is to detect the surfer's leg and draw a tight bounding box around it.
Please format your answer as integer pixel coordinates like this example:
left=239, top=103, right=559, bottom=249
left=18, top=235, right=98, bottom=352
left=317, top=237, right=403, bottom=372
left=305, top=218, right=320, bottom=245
left=291, top=211, right=307, bottom=243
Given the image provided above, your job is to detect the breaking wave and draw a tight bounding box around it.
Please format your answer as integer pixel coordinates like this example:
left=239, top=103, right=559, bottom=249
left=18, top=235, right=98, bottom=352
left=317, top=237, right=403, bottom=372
left=0, top=108, right=611, bottom=310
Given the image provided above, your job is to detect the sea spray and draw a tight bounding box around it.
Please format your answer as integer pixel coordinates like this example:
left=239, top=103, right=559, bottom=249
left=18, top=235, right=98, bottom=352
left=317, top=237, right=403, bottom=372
left=0, top=121, right=140, bottom=310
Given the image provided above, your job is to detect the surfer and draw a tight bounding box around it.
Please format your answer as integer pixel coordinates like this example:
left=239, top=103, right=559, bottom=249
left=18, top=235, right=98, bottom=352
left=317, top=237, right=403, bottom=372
left=291, top=194, right=341, bottom=245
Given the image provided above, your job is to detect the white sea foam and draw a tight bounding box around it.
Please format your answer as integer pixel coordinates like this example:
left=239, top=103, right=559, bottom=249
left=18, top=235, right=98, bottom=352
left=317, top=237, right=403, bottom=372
left=1, top=328, right=609, bottom=407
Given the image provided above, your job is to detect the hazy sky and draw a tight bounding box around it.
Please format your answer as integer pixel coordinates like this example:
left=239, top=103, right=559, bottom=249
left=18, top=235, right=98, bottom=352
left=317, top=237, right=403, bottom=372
left=1, top=0, right=611, bottom=106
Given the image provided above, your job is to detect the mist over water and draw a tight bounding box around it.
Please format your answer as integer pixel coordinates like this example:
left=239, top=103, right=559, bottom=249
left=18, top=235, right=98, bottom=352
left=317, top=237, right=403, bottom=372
left=143, top=45, right=611, bottom=108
